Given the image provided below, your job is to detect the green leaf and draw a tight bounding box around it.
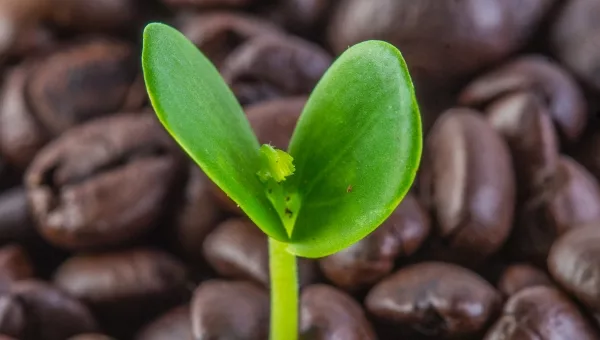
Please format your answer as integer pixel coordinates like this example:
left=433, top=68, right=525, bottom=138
left=284, top=40, right=422, bottom=258
left=141, top=23, right=288, bottom=241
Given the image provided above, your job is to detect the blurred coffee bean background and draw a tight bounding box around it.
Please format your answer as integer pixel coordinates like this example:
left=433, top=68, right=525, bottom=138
left=1, top=0, right=600, bottom=339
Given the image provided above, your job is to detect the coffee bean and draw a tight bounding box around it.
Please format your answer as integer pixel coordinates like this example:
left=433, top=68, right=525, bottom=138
left=0, top=0, right=48, bottom=60
left=551, top=0, right=600, bottom=93
left=25, top=114, right=182, bottom=250
left=366, top=262, right=501, bottom=338
left=222, top=35, right=331, bottom=105
left=486, top=92, right=559, bottom=195
left=459, top=55, right=587, bottom=142
left=177, top=12, right=282, bottom=69
left=173, top=165, right=221, bottom=262
left=319, top=193, right=430, bottom=291
left=0, top=244, right=33, bottom=283
left=483, top=286, right=599, bottom=339
left=328, top=0, right=554, bottom=89
left=269, top=0, right=333, bottom=34
left=301, top=284, right=376, bottom=340
left=135, top=305, right=191, bottom=340
left=191, top=280, right=269, bottom=340
left=497, top=264, right=552, bottom=297
left=211, top=97, right=306, bottom=213
left=510, top=156, right=600, bottom=262
left=53, top=247, right=188, bottom=310
left=12, top=280, right=98, bottom=340
left=419, top=108, right=515, bottom=263
left=47, top=0, right=139, bottom=32
left=203, top=218, right=316, bottom=288
left=548, top=223, right=600, bottom=312
left=27, top=39, right=145, bottom=134
left=0, top=294, right=26, bottom=338
left=67, top=335, right=115, bottom=340
left=0, top=187, right=36, bottom=244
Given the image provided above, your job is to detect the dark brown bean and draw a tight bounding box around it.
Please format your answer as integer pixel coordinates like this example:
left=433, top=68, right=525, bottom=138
left=0, top=63, right=49, bottom=168
left=177, top=12, right=282, bottom=69
left=191, top=280, right=269, bottom=340
left=203, top=218, right=316, bottom=288
left=221, top=34, right=332, bottom=105
left=419, top=108, right=515, bottom=262
left=484, top=286, right=599, bottom=340
left=12, top=280, right=98, bottom=340
left=0, top=244, right=33, bottom=283
left=459, top=55, right=587, bottom=142
left=27, top=39, right=144, bottom=135
left=328, top=0, right=554, bottom=88
left=173, top=165, right=221, bottom=262
left=551, top=0, right=600, bottom=93
left=135, top=305, right=191, bottom=340
left=319, top=193, right=430, bottom=291
left=486, top=92, right=559, bottom=195
left=0, top=294, right=26, bottom=338
left=0, top=187, right=36, bottom=244
left=548, top=223, right=600, bottom=312
left=53, top=248, right=187, bottom=309
left=366, top=262, right=501, bottom=338
left=497, top=264, right=552, bottom=297
left=301, top=284, right=376, bottom=340
left=25, top=114, right=182, bottom=250
left=211, top=96, right=306, bottom=213
left=47, top=0, right=138, bottom=32
left=510, top=156, right=600, bottom=262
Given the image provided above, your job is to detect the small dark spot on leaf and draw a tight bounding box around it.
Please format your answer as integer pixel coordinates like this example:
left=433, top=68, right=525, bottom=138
left=347, top=185, right=353, bottom=193
left=285, top=208, right=293, bottom=217
left=286, top=196, right=290, bottom=201
left=268, top=188, right=273, bottom=194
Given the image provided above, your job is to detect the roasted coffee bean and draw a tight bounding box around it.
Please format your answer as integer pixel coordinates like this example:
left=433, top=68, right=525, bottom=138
left=485, top=92, right=559, bottom=195
left=328, top=0, right=554, bottom=88
left=510, top=156, right=600, bottom=262
left=25, top=114, right=182, bottom=250
left=203, top=218, right=316, bottom=288
left=163, top=0, right=253, bottom=8
left=47, top=0, right=139, bottom=32
left=53, top=248, right=187, bottom=310
left=484, top=286, right=599, bottom=339
left=27, top=39, right=144, bottom=135
left=0, top=294, right=26, bottom=338
left=135, top=305, right=191, bottom=340
left=0, top=187, right=36, bottom=244
left=12, top=280, right=98, bottom=340
left=173, top=165, right=221, bottom=262
left=211, top=97, right=306, bottom=213
left=0, top=39, right=145, bottom=168
left=222, top=35, right=331, bottom=105
left=0, top=244, right=33, bottom=283
left=319, top=193, right=430, bottom=291
left=67, top=335, right=115, bottom=340
left=419, top=108, right=515, bottom=262
left=551, top=0, right=600, bottom=93
left=366, top=262, right=501, bottom=338
left=0, top=0, right=48, bottom=60
left=177, top=12, right=282, bottom=68
left=301, top=284, right=376, bottom=340
left=459, top=55, right=587, bottom=142
left=548, top=223, right=600, bottom=312
left=0, top=63, right=49, bottom=168
left=191, top=280, right=269, bottom=340
left=497, top=264, right=552, bottom=297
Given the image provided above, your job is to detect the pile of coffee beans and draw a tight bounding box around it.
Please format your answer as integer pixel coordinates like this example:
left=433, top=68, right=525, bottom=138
left=1, top=0, right=600, bottom=339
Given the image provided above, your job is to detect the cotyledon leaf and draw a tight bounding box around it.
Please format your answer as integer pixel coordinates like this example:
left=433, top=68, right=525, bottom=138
left=284, top=40, right=422, bottom=258
left=141, top=23, right=288, bottom=241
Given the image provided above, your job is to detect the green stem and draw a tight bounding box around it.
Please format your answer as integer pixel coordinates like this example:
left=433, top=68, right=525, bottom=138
left=269, top=237, right=298, bottom=340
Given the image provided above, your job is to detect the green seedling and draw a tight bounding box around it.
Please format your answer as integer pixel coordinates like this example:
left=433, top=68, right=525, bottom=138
left=142, top=23, right=422, bottom=340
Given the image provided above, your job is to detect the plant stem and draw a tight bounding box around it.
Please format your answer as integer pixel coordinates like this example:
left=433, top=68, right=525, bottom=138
left=269, top=237, right=298, bottom=340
